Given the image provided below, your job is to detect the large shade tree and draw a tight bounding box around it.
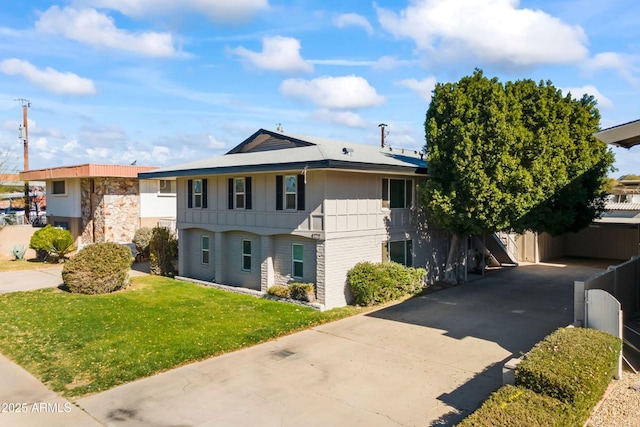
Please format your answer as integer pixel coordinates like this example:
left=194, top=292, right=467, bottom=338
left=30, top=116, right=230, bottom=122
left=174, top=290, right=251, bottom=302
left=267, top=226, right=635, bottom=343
left=422, top=70, right=614, bottom=282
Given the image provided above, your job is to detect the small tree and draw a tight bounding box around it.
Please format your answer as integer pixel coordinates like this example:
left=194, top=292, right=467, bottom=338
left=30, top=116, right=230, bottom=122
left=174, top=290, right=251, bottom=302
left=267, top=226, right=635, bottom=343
left=149, top=226, right=177, bottom=277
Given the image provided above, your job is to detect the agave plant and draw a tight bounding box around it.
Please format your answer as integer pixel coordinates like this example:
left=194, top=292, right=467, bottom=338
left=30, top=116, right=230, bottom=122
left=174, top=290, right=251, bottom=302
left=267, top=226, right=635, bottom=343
left=11, top=244, right=26, bottom=260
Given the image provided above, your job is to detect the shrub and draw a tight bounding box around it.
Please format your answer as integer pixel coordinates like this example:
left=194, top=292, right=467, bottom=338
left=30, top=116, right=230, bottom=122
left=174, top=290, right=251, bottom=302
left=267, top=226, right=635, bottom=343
left=133, top=227, right=153, bottom=259
left=11, top=244, right=26, bottom=260
left=456, top=385, right=574, bottom=427
left=347, top=261, right=426, bottom=306
left=515, top=327, right=622, bottom=423
left=29, top=225, right=75, bottom=261
left=267, top=285, right=290, bottom=298
left=289, top=283, right=316, bottom=302
left=62, top=242, right=132, bottom=294
left=149, top=226, right=177, bottom=277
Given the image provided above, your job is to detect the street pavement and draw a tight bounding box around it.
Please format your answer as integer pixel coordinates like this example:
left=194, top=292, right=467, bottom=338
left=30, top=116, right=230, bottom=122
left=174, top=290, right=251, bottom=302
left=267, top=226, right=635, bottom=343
left=0, top=260, right=605, bottom=426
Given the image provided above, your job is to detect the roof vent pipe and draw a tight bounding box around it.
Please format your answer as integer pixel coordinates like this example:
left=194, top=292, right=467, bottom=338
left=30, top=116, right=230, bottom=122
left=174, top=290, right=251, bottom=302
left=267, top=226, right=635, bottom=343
left=378, top=123, right=388, bottom=147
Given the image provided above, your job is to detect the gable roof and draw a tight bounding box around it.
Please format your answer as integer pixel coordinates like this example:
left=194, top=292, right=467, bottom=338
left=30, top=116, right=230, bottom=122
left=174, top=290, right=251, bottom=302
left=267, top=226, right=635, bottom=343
left=594, top=119, right=640, bottom=148
left=140, top=129, right=427, bottom=179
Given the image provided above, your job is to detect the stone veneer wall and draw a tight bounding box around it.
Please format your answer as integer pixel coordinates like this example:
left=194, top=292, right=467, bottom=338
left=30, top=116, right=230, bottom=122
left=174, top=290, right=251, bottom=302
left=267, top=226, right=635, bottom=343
left=80, top=177, right=140, bottom=245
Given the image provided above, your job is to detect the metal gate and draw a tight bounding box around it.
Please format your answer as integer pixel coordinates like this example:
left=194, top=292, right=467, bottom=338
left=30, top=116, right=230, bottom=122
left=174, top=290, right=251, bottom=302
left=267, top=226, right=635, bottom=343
left=585, top=289, right=622, bottom=378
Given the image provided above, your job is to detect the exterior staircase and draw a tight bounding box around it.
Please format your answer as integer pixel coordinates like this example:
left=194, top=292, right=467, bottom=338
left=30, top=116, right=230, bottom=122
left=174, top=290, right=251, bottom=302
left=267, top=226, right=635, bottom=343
left=475, top=233, right=519, bottom=266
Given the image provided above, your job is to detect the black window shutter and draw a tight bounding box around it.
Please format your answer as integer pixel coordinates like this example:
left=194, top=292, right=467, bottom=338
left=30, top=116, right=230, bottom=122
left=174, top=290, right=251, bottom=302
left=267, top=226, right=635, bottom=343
left=187, top=179, right=193, bottom=208
left=228, top=178, right=234, bottom=209
left=275, top=175, right=283, bottom=210
left=297, top=174, right=305, bottom=211
left=246, top=177, right=252, bottom=210
left=202, top=179, right=208, bottom=209
left=405, top=179, right=412, bottom=208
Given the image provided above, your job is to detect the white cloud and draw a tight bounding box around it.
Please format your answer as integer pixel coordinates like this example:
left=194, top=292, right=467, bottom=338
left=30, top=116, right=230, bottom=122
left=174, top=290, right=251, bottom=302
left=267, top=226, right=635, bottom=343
left=312, top=109, right=367, bottom=128
left=63, top=140, right=80, bottom=153
left=280, top=75, right=385, bottom=109
left=333, top=13, right=374, bottom=35
left=36, top=6, right=178, bottom=58
left=0, top=58, right=97, bottom=96
left=395, top=77, right=437, bottom=102
left=377, top=0, right=588, bottom=68
left=372, top=56, right=417, bottom=70
left=74, top=0, right=268, bottom=23
left=230, top=36, right=313, bottom=74
left=86, top=147, right=110, bottom=159
left=562, top=85, right=613, bottom=109
left=34, top=137, right=58, bottom=160
left=208, top=134, right=226, bottom=149
left=151, top=146, right=170, bottom=163
left=583, top=52, right=639, bottom=86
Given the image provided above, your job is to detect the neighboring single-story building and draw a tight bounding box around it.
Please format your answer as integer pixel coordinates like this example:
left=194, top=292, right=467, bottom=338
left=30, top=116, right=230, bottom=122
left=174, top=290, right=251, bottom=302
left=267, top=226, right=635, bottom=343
left=140, top=128, right=451, bottom=309
left=20, top=164, right=176, bottom=246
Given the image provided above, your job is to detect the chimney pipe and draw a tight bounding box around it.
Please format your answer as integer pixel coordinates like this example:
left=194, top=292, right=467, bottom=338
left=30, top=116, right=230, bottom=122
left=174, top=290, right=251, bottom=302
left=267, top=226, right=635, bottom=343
left=378, top=123, right=387, bottom=147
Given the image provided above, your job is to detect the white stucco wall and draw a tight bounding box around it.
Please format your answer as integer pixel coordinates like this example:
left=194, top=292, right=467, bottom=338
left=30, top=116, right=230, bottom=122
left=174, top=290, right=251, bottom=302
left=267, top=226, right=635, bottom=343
left=139, top=179, right=176, bottom=219
left=46, top=178, right=81, bottom=218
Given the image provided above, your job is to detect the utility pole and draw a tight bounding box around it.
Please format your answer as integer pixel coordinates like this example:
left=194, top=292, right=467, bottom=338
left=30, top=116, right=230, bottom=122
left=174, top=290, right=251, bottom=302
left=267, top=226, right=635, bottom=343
left=16, top=98, right=30, bottom=224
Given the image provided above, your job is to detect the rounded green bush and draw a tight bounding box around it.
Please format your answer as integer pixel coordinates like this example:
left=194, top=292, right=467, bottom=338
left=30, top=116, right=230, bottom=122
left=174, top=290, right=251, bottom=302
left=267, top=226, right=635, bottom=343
left=62, top=242, right=133, bottom=294
left=133, top=227, right=153, bottom=258
left=348, top=261, right=426, bottom=306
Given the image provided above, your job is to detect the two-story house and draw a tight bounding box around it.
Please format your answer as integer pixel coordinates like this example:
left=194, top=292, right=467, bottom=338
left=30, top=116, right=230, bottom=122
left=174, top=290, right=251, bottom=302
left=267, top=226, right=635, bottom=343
left=20, top=164, right=177, bottom=247
left=140, top=129, right=449, bottom=309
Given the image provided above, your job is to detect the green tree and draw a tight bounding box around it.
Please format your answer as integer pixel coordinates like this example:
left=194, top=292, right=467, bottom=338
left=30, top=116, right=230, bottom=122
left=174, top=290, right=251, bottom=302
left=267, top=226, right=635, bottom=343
left=422, top=70, right=614, bottom=282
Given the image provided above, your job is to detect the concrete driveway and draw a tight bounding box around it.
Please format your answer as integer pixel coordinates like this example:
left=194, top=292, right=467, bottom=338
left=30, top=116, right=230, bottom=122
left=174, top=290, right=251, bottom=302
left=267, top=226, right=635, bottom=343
left=66, top=260, right=604, bottom=427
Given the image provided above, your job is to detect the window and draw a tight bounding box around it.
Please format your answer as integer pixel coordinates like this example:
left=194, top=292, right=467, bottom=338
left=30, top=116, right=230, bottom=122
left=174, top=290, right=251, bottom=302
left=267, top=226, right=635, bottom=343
left=201, top=236, right=210, bottom=265
left=292, top=244, right=304, bottom=278
left=159, top=179, right=176, bottom=194
left=242, top=240, right=251, bottom=271
left=187, top=179, right=207, bottom=209
left=382, top=178, right=413, bottom=208
left=235, top=178, right=245, bottom=209
left=52, top=180, right=66, bottom=195
left=276, top=175, right=305, bottom=211
left=285, top=176, right=297, bottom=209
left=385, top=240, right=413, bottom=267
left=228, top=177, right=252, bottom=209
left=54, top=221, right=69, bottom=230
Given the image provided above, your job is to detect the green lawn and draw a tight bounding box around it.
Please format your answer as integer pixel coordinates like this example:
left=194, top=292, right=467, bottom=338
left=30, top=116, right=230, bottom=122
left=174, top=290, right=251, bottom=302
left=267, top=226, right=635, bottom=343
left=0, top=276, right=363, bottom=398
left=0, top=258, right=52, bottom=272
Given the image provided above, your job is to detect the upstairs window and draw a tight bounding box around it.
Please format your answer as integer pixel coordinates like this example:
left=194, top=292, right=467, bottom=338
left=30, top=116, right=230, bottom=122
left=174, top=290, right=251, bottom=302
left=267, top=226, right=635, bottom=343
left=276, top=175, right=305, bottom=211
left=159, top=179, right=176, bottom=194
left=285, top=176, right=297, bottom=210
left=382, top=178, right=413, bottom=208
left=52, top=180, right=66, bottom=195
left=228, top=177, right=252, bottom=210
left=187, top=179, right=207, bottom=209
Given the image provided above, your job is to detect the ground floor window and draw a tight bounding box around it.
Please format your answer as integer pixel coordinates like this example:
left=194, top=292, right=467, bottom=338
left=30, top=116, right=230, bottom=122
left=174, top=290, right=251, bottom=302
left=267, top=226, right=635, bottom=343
left=201, top=235, right=210, bottom=265
left=386, top=240, right=413, bottom=267
left=292, top=244, right=304, bottom=278
left=242, top=240, right=251, bottom=271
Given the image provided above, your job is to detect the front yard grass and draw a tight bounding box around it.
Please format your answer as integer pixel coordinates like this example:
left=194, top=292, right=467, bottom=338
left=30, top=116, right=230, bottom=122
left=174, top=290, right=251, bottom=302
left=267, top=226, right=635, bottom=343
left=0, top=276, right=364, bottom=398
left=0, top=258, right=51, bottom=272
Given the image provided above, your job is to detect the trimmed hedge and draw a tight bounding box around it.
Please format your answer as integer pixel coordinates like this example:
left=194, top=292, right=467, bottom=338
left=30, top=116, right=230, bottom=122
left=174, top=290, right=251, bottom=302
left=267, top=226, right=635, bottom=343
left=456, top=385, right=575, bottom=427
left=347, top=261, right=426, bottom=306
left=62, top=242, right=132, bottom=294
left=515, top=327, right=621, bottom=422
left=456, top=327, right=622, bottom=426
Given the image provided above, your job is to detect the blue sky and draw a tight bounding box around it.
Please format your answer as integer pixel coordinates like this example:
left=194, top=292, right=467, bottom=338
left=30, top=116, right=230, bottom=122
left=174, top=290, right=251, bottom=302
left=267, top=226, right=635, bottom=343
left=0, top=0, right=638, bottom=177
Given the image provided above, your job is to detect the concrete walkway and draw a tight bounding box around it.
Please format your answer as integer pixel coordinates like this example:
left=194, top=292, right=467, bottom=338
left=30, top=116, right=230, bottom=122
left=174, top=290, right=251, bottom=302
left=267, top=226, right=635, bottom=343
left=0, top=266, right=64, bottom=293
left=0, top=260, right=605, bottom=426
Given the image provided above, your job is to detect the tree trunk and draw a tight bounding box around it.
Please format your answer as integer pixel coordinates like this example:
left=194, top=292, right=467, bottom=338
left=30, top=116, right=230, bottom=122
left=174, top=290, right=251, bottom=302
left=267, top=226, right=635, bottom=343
left=444, top=234, right=461, bottom=284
